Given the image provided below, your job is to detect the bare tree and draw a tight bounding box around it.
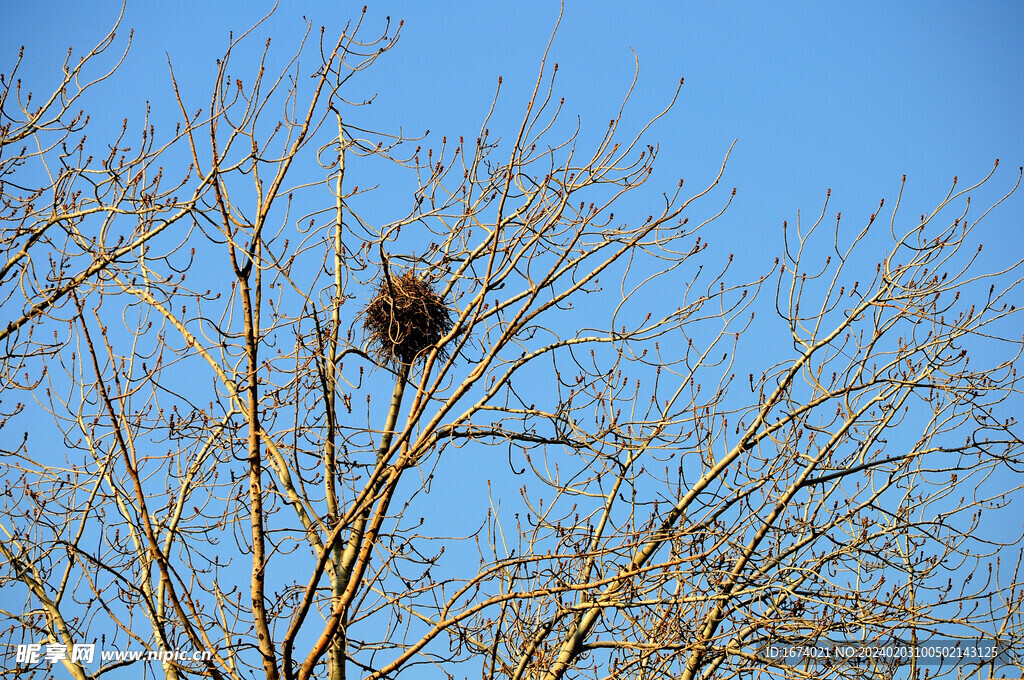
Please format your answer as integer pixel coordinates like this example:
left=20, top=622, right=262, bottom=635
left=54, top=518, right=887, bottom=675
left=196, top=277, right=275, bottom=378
left=3, top=9, right=1023, bottom=680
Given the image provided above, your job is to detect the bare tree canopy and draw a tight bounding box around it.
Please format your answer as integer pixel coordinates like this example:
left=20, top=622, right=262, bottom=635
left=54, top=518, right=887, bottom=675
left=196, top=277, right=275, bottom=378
left=2, top=8, right=1023, bottom=680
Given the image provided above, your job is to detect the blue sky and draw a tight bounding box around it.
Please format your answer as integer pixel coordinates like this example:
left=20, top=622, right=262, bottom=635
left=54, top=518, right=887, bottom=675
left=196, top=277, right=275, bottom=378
left=3, top=1, right=1023, bottom=677
left=4, top=1, right=1022, bottom=268
left=7, top=0, right=1015, bottom=521
left=5, top=0, right=1023, bottom=566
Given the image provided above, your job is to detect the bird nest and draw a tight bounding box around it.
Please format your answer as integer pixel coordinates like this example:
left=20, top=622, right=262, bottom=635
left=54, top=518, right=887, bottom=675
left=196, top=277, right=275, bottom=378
left=363, top=270, right=453, bottom=366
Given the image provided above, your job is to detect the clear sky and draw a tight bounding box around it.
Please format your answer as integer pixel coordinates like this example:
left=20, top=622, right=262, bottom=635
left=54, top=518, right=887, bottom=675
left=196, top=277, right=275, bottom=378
left=3, top=1, right=1023, bottom=676
left=5, top=0, right=1022, bottom=513
left=4, top=1, right=1022, bottom=253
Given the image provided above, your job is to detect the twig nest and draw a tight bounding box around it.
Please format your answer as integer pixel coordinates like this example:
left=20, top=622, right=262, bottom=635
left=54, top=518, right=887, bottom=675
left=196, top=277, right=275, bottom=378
left=363, top=270, right=453, bottom=365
